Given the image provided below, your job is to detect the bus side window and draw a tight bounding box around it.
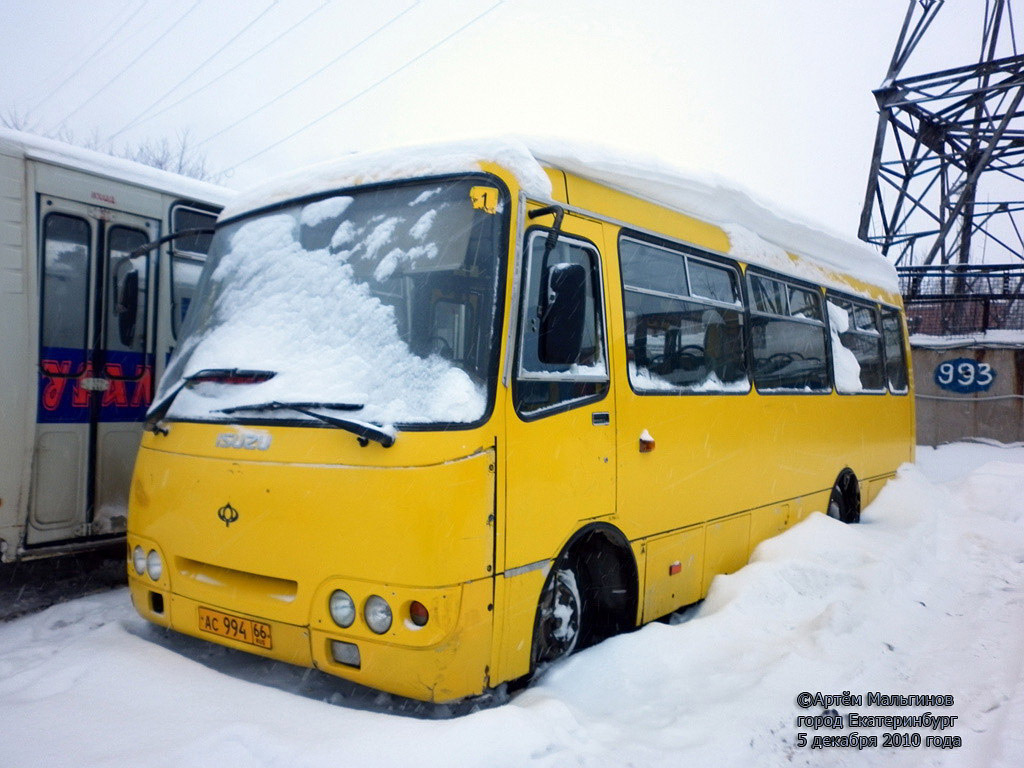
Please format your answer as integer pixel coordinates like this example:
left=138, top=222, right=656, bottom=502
left=41, top=214, right=91, bottom=352
left=170, top=206, right=216, bottom=338
left=748, top=273, right=830, bottom=392
left=621, top=237, right=747, bottom=393
left=880, top=308, right=909, bottom=393
left=827, top=295, right=885, bottom=393
left=513, top=232, right=608, bottom=415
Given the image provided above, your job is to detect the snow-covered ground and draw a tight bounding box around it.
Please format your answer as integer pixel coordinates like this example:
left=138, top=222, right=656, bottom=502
left=1, top=442, right=1022, bottom=767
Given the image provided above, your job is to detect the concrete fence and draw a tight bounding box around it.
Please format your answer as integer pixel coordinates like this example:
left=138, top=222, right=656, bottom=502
left=911, top=340, right=1024, bottom=446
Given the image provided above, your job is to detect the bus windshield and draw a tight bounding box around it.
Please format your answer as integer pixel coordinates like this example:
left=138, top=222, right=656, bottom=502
left=158, top=176, right=508, bottom=427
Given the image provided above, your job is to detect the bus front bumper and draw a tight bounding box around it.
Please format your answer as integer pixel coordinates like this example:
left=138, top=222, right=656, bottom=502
left=129, top=575, right=495, bottom=703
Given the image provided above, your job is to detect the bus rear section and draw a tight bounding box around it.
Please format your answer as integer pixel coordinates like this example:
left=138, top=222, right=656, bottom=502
left=0, top=128, right=228, bottom=562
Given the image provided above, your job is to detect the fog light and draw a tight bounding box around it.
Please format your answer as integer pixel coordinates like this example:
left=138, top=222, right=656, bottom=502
left=330, top=640, right=361, bottom=668
left=409, top=600, right=429, bottom=627
left=364, top=595, right=392, bottom=634
left=146, top=549, right=163, bottom=581
left=132, top=545, right=146, bottom=575
left=329, top=590, right=355, bottom=628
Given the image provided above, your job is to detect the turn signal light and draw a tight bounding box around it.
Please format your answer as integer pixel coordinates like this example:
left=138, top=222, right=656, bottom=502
left=409, top=600, right=429, bottom=627
left=639, top=429, right=656, bottom=453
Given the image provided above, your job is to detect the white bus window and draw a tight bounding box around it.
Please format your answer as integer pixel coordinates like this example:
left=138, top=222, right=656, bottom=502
left=749, top=273, right=830, bottom=392
left=41, top=214, right=90, bottom=350
left=515, top=233, right=608, bottom=415
left=170, top=207, right=216, bottom=338
left=106, top=227, right=149, bottom=353
left=171, top=207, right=215, bottom=256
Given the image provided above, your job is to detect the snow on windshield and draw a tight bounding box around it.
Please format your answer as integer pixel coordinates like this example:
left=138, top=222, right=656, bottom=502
left=161, top=179, right=504, bottom=426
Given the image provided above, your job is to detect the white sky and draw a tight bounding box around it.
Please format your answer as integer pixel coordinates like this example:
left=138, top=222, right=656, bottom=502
left=0, top=0, right=1008, bottom=238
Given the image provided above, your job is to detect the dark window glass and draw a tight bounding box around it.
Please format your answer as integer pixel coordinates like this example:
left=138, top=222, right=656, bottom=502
left=748, top=272, right=829, bottom=392
left=621, top=238, right=747, bottom=393
left=749, top=274, right=788, bottom=315
left=172, top=207, right=216, bottom=256
left=170, top=208, right=216, bottom=338
left=625, top=293, right=747, bottom=391
left=881, top=308, right=909, bottom=393
left=828, top=297, right=885, bottom=392
left=789, top=286, right=822, bottom=320
left=105, top=227, right=149, bottom=353
left=515, top=233, right=607, bottom=415
left=750, top=317, right=830, bottom=390
left=620, top=239, right=687, bottom=296
left=689, top=259, right=740, bottom=304
left=42, top=214, right=90, bottom=349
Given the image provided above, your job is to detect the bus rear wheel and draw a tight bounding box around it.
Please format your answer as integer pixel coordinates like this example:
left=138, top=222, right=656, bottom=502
left=827, top=469, right=861, bottom=524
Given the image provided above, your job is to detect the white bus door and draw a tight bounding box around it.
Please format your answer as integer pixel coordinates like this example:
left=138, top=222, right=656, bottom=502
left=28, top=197, right=157, bottom=546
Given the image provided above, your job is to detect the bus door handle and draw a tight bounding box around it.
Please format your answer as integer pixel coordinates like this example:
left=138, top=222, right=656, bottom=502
left=592, top=411, right=610, bottom=426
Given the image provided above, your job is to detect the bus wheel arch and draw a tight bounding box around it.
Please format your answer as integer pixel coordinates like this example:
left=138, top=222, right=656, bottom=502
left=529, top=523, right=639, bottom=671
left=827, top=468, right=861, bottom=524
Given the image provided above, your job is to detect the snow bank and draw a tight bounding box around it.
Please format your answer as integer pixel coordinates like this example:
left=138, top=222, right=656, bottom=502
left=220, top=136, right=896, bottom=294
left=3, top=443, right=1021, bottom=767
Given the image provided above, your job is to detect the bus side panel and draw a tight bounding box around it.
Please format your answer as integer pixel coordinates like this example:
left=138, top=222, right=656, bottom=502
left=642, top=526, right=703, bottom=622
left=0, top=147, right=29, bottom=559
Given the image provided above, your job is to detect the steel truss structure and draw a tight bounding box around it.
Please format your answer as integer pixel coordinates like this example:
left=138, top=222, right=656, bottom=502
left=860, top=0, right=1024, bottom=267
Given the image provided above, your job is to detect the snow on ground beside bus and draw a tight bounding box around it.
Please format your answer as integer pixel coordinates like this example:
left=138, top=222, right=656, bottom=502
left=219, top=137, right=898, bottom=295
left=1, top=442, right=1022, bottom=767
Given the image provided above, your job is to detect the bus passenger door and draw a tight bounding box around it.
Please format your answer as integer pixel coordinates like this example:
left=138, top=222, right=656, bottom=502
left=504, top=217, right=616, bottom=570
left=29, top=198, right=157, bottom=545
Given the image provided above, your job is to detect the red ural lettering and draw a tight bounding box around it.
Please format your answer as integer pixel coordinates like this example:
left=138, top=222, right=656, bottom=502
left=41, top=360, right=71, bottom=410
left=130, top=365, right=153, bottom=408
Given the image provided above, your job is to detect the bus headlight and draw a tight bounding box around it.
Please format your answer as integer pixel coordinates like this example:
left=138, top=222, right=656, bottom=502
left=146, top=549, right=163, bottom=581
left=364, top=595, right=392, bottom=634
left=329, top=590, right=355, bottom=628
left=132, top=545, right=146, bottom=575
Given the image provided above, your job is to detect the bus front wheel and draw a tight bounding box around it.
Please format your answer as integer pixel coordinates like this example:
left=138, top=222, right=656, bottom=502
left=532, top=564, right=582, bottom=666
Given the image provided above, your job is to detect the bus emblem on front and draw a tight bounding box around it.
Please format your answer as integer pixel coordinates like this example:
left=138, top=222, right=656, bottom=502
left=218, top=503, right=240, bottom=527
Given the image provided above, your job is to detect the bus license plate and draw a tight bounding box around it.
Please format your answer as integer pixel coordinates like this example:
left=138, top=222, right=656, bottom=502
left=198, top=607, right=272, bottom=649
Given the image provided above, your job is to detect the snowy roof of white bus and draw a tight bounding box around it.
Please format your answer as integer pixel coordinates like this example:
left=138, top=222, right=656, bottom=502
left=220, top=137, right=898, bottom=295
left=0, top=127, right=232, bottom=207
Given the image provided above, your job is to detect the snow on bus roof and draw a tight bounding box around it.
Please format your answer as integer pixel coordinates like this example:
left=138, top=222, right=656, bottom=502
left=221, top=136, right=897, bottom=294
left=0, top=127, right=233, bottom=206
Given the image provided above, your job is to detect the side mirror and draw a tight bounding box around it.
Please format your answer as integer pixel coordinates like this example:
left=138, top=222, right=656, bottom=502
left=117, top=268, right=140, bottom=347
left=539, top=263, right=587, bottom=365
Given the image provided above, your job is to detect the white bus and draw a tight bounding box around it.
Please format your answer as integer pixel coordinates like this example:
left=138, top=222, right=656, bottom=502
left=0, top=128, right=231, bottom=561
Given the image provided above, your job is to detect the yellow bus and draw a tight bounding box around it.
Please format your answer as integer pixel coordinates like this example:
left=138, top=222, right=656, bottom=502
left=127, top=141, right=914, bottom=703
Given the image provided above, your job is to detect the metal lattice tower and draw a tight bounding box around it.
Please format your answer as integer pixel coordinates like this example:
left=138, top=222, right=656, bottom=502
left=859, top=0, right=1024, bottom=266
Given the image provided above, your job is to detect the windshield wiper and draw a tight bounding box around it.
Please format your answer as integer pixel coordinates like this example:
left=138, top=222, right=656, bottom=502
left=216, top=401, right=394, bottom=448
left=218, top=401, right=364, bottom=413
left=144, top=368, right=277, bottom=435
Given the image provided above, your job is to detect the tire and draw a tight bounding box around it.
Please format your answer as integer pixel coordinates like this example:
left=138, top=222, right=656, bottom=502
left=531, top=564, right=582, bottom=667
left=827, top=469, right=861, bottom=524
